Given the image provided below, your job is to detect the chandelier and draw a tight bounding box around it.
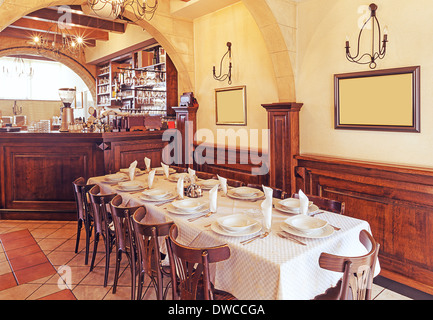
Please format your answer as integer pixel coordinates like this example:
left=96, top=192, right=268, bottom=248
left=87, top=0, right=158, bottom=22
left=345, top=3, right=388, bottom=69
left=31, top=21, right=87, bottom=57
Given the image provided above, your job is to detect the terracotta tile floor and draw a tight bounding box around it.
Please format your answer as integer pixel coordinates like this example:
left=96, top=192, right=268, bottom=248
left=0, top=219, right=431, bottom=300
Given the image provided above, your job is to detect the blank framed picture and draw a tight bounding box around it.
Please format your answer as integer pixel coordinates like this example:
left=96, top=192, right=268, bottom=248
left=215, top=86, right=247, bottom=125
left=334, top=66, right=420, bottom=132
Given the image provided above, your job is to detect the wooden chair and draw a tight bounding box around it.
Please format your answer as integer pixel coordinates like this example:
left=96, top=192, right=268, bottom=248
left=132, top=207, right=173, bottom=300
left=195, top=171, right=217, bottom=180
left=165, top=224, right=237, bottom=300
left=225, top=178, right=245, bottom=188
left=110, top=195, right=143, bottom=300
left=291, top=193, right=345, bottom=214
left=247, top=183, right=286, bottom=199
left=72, top=177, right=96, bottom=265
left=315, top=229, right=379, bottom=300
left=88, top=185, right=117, bottom=287
left=170, top=165, right=188, bottom=173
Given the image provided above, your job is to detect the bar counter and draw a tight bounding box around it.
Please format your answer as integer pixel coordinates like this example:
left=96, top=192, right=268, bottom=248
left=0, top=130, right=168, bottom=220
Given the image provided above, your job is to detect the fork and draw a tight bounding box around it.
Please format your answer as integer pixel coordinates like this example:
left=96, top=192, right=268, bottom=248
left=241, top=232, right=269, bottom=245
left=188, top=211, right=214, bottom=222
left=277, top=232, right=307, bottom=246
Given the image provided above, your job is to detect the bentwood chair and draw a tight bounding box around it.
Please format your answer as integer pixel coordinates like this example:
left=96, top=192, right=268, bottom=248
left=132, top=207, right=173, bottom=300
left=314, top=229, right=380, bottom=300
left=72, top=177, right=96, bottom=265
left=291, top=193, right=345, bottom=215
left=170, top=165, right=188, bottom=173
left=225, top=178, right=245, bottom=188
left=166, top=225, right=237, bottom=300
left=247, top=183, right=286, bottom=199
left=88, top=185, right=117, bottom=287
left=110, top=195, right=143, bottom=300
left=195, top=171, right=217, bottom=180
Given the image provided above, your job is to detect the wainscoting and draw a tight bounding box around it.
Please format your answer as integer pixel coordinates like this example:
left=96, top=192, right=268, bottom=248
left=295, top=154, right=433, bottom=294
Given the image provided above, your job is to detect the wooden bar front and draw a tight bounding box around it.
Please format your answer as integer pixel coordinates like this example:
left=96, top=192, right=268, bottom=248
left=0, top=131, right=167, bottom=220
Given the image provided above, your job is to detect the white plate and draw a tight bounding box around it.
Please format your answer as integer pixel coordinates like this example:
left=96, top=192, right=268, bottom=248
left=140, top=192, right=177, bottom=202
left=227, top=189, right=264, bottom=200
left=198, top=179, right=220, bottom=190
left=278, top=198, right=313, bottom=213
left=154, top=167, right=176, bottom=175
left=280, top=222, right=334, bottom=239
left=172, top=199, right=206, bottom=212
left=232, top=187, right=262, bottom=197
left=274, top=202, right=320, bottom=215
left=284, top=215, right=327, bottom=233
left=119, top=168, right=145, bottom=176
left=166, top=203, right=210, bottom=215
left=116, top=185, right=147, bottom=192
left=211, top=220, right=262, bottom=237
left=142, top=188, right=169, bottom=199
left=118, top=180, right=145, bottom=190
left=168, top=173, right=190, bottom=182
left=104, top=173, right=128, bottom=183
left=217, top=214, right=258, bottom=233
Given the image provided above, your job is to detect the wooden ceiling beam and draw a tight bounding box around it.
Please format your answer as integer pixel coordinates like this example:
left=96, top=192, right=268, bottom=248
left=11, top=18, right=110, bottom=41
left=26, top=8, right=126, bottom=33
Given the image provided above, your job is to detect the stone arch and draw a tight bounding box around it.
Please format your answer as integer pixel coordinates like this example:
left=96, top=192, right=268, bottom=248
left=0, top=45, right=96, bottom=102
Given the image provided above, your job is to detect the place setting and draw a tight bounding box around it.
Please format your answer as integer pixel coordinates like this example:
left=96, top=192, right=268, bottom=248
left=273, top=197, right=320, bottom=215
left=278, top=214, right=334, bottom=240
left=226, top=186, right=265, bottom=201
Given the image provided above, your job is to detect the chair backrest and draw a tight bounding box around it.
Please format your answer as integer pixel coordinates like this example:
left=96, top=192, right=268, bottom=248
left=319, top=229, right=380, bottom=300
left=247, top=183, right=286, bottom=199
left=170, top=165, right=188, bottom=173
left=166, top=224, right=231, bottom=300
left=110, top=195, right=143, bottom=252
left=132, top=207, right=173, bottom=299
left=72, top=177, right=96, bottom=221
left=89, top=185, right=117, bottom=233
left=226, top=178, right=245, bottom=188
left=291, top=193, right=345, bottom=214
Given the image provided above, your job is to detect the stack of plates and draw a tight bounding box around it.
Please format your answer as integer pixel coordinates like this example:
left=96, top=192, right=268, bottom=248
left=280, top=215, right=333, bottom=238
left=117, top=180, right=146, bottom=191
left=166, top=199, right=208, bottom=215
left=198, top=179, right=220, bottom=190
left=211, top=214, right=261, bottom=237
left=227, top=187, right=264, bottom=200
left=104, top=173, right=128, bottom=184
left=154, top=167, right=176, bottom=176
left=274, top=198, right=319, bottom=215
left=140, top=189, right=177, bottom=202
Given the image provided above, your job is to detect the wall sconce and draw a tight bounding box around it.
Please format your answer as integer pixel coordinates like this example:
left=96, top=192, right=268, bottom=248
left=345, top=3, right=388, bottom=69
left=213, top=42, right=232, bottom=85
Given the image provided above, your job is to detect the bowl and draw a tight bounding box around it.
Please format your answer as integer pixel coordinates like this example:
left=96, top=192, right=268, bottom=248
left=199, top=179, right=220, bottom=188
left=171, top=199, right=205, bottom=212
left=118, top=180, right=144, bottom=190
left=284, top=215, right=327, bottom=233
left=278, top=198, right=313, bottom=212
left=217, top=214, right=258, bottom=233
left=142, top=189, right=169, bottom=199
left=105, top=173, right=127, bottom=182
left=232, top=187, right=260, bottom=197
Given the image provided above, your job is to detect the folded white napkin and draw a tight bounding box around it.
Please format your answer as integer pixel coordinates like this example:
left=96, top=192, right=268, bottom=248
left=161, top=162, right=170, bottom=178
left=298, top=189, right=309, bottom=215
left=177, top=176, right=185, bottom=199
left=261, top=185, right=273, bottom=231
left=217, top=175, right=227, bottom=195
left=148, top=169, right=156, bottom=188
left=144, top=157, right=151, bottom=172
left=129, top=160, right=138, bottom=181
left=188, top=167, right=196, bottom=183
left=209, top=184, right=218, bottom=212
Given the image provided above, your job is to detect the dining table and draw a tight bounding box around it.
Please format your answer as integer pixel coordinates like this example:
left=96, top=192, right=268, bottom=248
left=88, top=169, right=380, bottom=300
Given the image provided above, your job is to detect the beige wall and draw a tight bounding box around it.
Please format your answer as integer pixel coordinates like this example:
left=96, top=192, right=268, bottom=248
left=0, top=99, right=61, bottom=125
left=296, top=0, right=433, bottom=168
left=194, top=2, right=278, bottom=150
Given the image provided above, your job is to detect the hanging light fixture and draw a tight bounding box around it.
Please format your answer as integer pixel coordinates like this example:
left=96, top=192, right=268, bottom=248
left=345, top=3, right=388, bottom=69
left=213, top=42, right=232, bottom=85
left=31, top=21, right=87, bottom=57
left=87, top=0, right=158, bottom=22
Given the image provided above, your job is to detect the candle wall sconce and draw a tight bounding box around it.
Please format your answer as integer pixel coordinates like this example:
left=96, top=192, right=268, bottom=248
left=213, top=42, right=232, bottom=85
left=345, top=3, right=388, bottom=69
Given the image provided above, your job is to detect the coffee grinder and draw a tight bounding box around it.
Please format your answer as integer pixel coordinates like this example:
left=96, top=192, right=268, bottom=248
left=58, top=88, right=76, bottom=132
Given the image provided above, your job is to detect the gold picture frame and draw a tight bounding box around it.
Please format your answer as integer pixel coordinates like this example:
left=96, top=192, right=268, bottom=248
left=215, top=86, right=247, bottom=125
left=334, top=66, right=420, bottom=132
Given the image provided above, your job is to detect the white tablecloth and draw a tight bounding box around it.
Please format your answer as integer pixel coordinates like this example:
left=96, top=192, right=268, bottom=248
left=88, top=173, right=380, bottom=300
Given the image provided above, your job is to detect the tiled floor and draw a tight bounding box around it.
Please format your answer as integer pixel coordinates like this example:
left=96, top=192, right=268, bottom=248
left=0, top=219, right=431, bottom=300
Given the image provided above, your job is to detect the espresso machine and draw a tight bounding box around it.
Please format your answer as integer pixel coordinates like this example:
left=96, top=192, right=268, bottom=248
left=58, top=88, right=76, bottom=132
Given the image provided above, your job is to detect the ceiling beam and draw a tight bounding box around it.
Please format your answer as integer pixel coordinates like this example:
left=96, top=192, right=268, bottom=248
left=26, top=8, right=126, bottom=33
left=10, top=18, right=110, bottom=41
